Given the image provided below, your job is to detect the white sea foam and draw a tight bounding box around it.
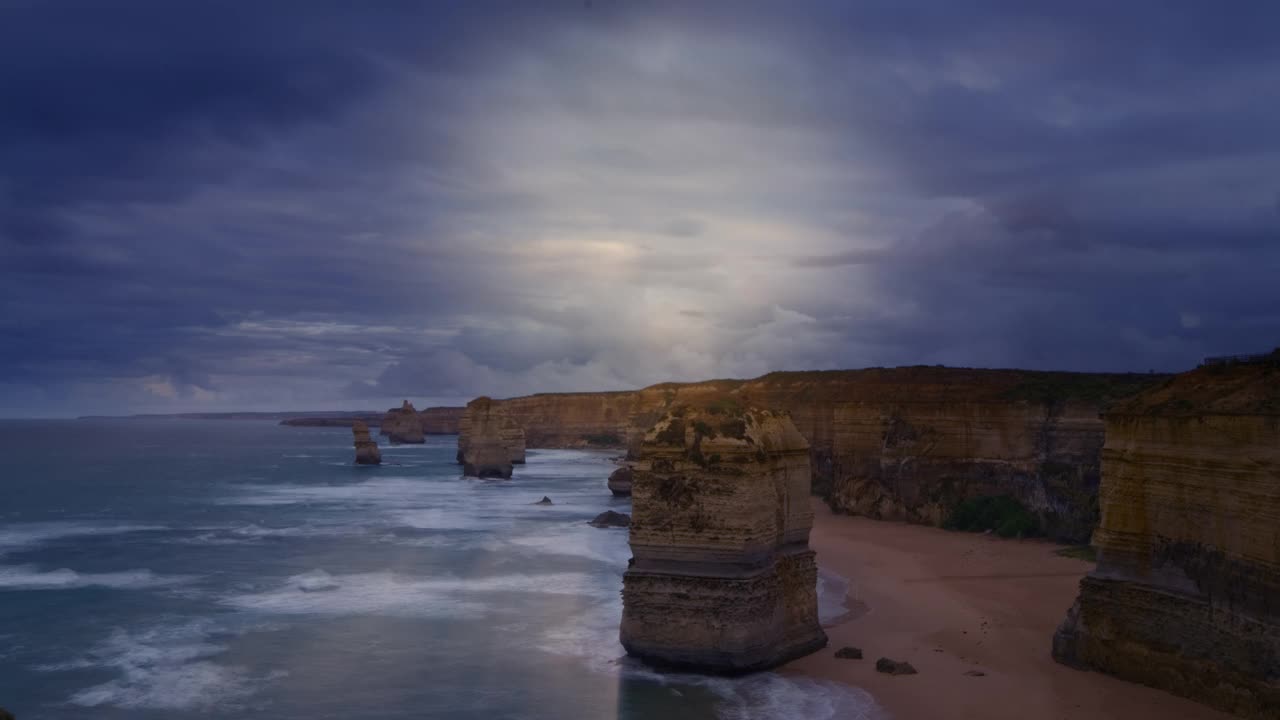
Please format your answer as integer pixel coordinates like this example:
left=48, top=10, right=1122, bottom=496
left=390, top=508, right=507, bottom=532
left=704, top=674, right=884, bottom=720
left=224, top=570, right=609, bottom=618
left=533, top=590, right=884, bottom=720
left=817, top=567, right=853, bottom=625
left=178, top=522, right=369, bottom=546
left=0, top=522, right=165, bottom=556
left=503, top=523, right=632, bottom=565
left=0, top=565, right=190, bottom=590
left=49, top=620, right=277, bottom=711
left=292, top=569, right=340, bottom=592
left=219, top=476, right=463, bottom=507
left=527, top=545, right=882, bottom=720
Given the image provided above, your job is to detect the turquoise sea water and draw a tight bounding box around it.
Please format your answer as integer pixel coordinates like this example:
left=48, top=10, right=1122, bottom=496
left=0, top=420, right=878, bottom=719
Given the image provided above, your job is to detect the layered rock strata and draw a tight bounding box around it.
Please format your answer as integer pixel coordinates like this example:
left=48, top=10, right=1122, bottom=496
left=380, top=400, right=426, bottom=444
left=620, top=405, right=827, bottom=673
left=419, top=406, right=464, bottom=435
left=456, top=369, right=1163, bottom=542
left=607, top=466, right=633, bottom=496
left=352, top=421, right=381, bottom=465
left=457, top=397, right=526, bottom=479
left=1052, top=357, right=1280, bottom=718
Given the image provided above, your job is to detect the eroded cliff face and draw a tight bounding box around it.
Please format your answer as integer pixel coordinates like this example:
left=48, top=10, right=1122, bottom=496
left=820, top=399, right=1106, bottom=541
left=460, top=368, right=1160, bottom=541
left=419, top=406, right=464, bottom=434
left=620, top=405, right=826, bottom=673
left=380, top=400, right=426, bottom=444
left=1052, top=360, right=1280, bottom=717
left=457, top=397, right=526, bottom=478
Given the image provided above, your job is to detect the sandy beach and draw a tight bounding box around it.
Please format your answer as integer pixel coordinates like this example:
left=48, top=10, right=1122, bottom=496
left=788, top=499, right=1235, bottom=720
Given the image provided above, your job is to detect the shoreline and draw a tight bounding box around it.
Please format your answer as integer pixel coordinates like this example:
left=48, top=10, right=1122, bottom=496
left=788, top=499, right=1233, bottom=720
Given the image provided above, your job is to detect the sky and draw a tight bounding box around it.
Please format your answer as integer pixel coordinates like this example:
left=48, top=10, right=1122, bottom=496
left=2, top=1, right=1278, bottom=416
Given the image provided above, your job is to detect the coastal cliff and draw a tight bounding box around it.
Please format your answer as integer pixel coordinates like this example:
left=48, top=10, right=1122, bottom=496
left=1052, top=356, right=1280, bottom=717
left=419, top=406, right=464, bottom=434
left=457, top=397, right=526, bottom=478
left=620, top=405, right=826, bottom=673
left=459, top=368, right=1161, bottom=541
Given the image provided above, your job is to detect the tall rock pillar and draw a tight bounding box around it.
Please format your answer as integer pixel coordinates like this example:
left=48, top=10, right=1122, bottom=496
left=621, top=404, right=827, bottom=673
left=457, top=397, right=527, bottom=479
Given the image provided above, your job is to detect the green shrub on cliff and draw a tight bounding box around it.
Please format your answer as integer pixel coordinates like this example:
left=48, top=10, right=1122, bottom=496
left=1002, top=372, right=1165, bottom=408
left=582, top=433, right=623, bottom=446
left=945, top=495, right=1041, bottom=538
left=691, top=419, right=716, bottom=438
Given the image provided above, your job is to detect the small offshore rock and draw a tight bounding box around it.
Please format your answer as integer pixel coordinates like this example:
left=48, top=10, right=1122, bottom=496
left=834, top=646, right=863, bottom=660
left=535, top=496, right=553, bottom=505
left=352, top=421, right=382, bottom=465
left=964, top=670, right=986, bottom=677
left=875, top=657, right=918, bottom=675
left=589, top=510, right=631, bottom=528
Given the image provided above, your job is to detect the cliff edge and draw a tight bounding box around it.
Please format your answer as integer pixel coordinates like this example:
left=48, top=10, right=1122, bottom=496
left=456, top=368, right=1163, bottom=542
left=1052, top=355, right=1280, bottom=717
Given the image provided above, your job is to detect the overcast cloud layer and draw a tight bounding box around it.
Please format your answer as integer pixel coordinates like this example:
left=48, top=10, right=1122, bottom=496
left=2, top=1, right=1278, bottom=416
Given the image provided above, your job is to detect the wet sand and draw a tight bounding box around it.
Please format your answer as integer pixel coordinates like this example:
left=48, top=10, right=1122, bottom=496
left=787, top=499, right=1234, bottom=720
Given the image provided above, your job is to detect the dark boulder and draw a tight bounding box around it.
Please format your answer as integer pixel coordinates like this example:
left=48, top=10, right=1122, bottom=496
left=834, top=646, right=863, bottom=659
left=589, top=510, right=631, bottom=528
left=535, top=496, right=553, bottom=505
left=875, top=657, right=918, bottom=675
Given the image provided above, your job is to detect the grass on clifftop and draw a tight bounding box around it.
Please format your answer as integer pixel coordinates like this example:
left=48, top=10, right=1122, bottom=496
left=1002, top=372, right=1168, bottom=408
left=944, top=495, right=1041, bottom=538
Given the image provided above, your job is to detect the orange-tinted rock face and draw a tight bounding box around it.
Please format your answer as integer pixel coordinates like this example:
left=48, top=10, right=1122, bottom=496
left=621, top=406, right=826, bottom=673
left=457, top=397, right=526, bottom=478
left=459, top=368, right=1161, bottom=541
left=1052, top=359, right=1280, bottom=718
left=352, top=421, right=381, bottom=465
left=380, top=400, right=426, bottom=444
left=419, top=406, right=464, bottom=434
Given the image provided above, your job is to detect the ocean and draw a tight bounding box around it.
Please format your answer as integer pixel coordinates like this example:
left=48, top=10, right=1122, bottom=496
left=0, top=420, right=879, bottom=719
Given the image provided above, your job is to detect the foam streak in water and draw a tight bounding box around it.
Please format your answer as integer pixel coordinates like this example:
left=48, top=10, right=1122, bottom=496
left=0, top=565, right=190, bottom=590
left=45, top=619, right=277, bottom=711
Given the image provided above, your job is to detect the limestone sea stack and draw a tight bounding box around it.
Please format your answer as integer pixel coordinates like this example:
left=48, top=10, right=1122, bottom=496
left=380, top=400, right=426, bottom=444
left=621, top=404, right=827, bottom=674
left=1052, top=354, right=1280, bottom=718
left=606, top=466, right=633, bottom=496
left=352, top=421, right=381, bottom=465
left=457, top=397, right=526, bottom=479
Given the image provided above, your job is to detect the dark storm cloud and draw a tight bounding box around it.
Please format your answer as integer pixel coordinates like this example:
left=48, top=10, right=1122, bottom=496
left=1, top=1, right=1278, bottom=414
